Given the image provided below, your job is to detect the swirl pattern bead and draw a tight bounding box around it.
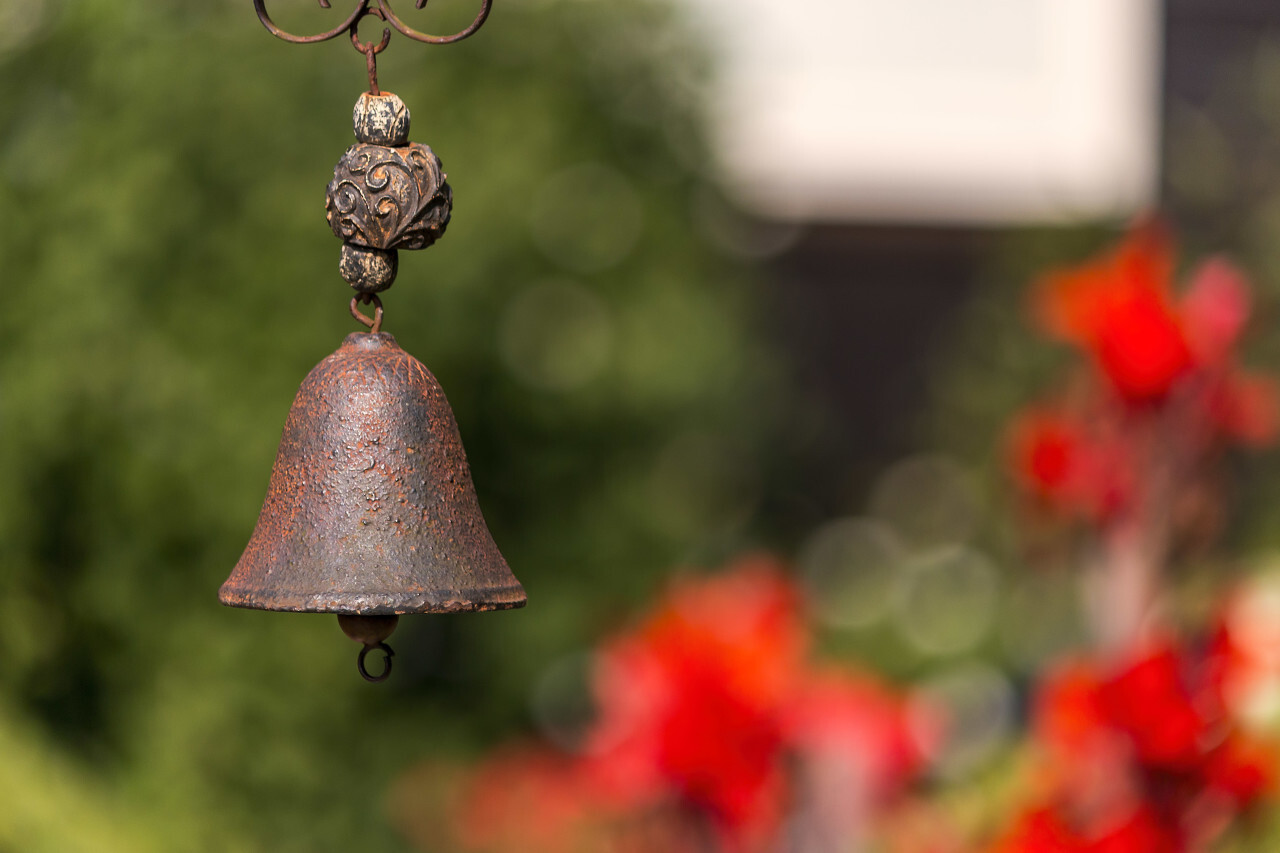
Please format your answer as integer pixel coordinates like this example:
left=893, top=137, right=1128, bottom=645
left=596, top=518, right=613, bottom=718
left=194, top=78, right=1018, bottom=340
left=325, top=142, right=452, bottom=251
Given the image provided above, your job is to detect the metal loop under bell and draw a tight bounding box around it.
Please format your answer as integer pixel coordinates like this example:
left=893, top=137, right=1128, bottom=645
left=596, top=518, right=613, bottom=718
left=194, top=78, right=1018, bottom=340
left=357, top=642, right=395, bottom=682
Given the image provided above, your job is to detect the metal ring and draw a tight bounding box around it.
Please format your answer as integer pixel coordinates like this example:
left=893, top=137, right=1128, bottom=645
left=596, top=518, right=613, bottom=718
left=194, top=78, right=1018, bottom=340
left=350, top=5, right=392, bottom=55
left=377, top=0, right=493, bottom=45
left=349, top=293, right=384, bottom=333
left=357, top=642, right=395, bottom=682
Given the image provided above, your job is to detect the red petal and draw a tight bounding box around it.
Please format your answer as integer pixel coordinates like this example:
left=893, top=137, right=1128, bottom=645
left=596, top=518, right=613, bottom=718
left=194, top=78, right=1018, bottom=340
left=1182, top=259, right=1251, bottom=366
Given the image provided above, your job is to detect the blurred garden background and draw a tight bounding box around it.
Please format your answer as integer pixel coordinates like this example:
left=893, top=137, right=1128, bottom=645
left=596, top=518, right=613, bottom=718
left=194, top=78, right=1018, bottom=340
left=8, top=0, right=1280, bottom=850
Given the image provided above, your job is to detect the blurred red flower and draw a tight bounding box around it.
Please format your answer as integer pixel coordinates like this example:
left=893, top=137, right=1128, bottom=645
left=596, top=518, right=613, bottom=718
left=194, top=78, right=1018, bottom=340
left=989, top=803, right=1184, bottom=853
left=1181, top=259, right=1251, bottom=367
left=782, top=668, right=925, bottom=805
left=1039, top=640, right=1275, bottom=792
left=1094, top=644, right=1207, bottom=771
left=1033, top=226, right=1274, bottom=416
left=1006, top=409, right=1133, bottom=521
left=991, top=229, right=1279, bottom=852
left=1010, top=228, right=1277, bottom=533
left=994, top=639, right=1275, bottom=853
left=453, top=745, right=606, bottom=853
left=448, top=557, right=926, bottom=853
left=1035, top=224, right=1189, bottom=405
left=584, top=557, right=804, bottom=848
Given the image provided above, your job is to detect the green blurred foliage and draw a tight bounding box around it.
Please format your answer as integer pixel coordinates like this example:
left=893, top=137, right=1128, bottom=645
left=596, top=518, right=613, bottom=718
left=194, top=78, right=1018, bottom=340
left=0, top=0, right=780, bottom=848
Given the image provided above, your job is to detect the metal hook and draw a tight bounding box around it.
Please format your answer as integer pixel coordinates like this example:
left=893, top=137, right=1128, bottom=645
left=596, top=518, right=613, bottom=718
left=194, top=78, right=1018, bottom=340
left=357, top=642, right=395, bottom=682
left=349, top=6, right=391, bottom=92
left=350, top=293, right=385, bottom=333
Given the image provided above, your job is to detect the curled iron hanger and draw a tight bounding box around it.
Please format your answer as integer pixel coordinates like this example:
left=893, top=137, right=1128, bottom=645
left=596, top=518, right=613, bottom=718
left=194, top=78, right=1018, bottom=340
left=377, top=0, right=493, bottom=45
left=253, top=0, right=493, bottom=47
left=252, top=0, right=366, bottom=44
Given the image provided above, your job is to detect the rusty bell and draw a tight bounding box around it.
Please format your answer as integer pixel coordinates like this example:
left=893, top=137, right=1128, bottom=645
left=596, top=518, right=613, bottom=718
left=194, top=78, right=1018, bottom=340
left=219, top=331, right=525, bottom=681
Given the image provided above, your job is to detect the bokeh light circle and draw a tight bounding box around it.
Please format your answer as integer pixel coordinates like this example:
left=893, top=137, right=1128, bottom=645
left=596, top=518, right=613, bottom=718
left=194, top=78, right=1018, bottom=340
left=529, top=162, right=643, bottom=273
left=799, top=517, right=903, bottom=630
left=895, top=546, right=999, bottom=656
left=909, top=662, right=1015, bottom=779
left=499, top=279, right=614, bottom=391
left=870, top=455, right=979, bottom=551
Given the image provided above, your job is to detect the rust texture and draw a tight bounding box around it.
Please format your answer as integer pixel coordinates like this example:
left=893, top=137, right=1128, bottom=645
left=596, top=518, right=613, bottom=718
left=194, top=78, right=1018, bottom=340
left=220, top=332, right=526, bottom=615
left=349, top=293, right=385, bottom=331
left=326, top=142, right=452, bottom=251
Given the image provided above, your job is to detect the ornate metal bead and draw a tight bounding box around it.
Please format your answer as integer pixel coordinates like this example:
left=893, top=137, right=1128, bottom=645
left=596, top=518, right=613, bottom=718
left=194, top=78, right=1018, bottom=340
left=325, top=141, right=453, bottom=252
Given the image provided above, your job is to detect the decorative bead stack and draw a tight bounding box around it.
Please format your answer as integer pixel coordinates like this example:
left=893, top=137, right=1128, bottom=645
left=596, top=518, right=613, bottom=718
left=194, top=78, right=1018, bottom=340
left=325, top=91, right=453, bottom=294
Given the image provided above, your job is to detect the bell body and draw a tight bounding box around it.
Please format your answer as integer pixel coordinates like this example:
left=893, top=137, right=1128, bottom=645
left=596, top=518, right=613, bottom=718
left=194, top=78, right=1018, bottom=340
left=220, top=331, right=525, bottom=615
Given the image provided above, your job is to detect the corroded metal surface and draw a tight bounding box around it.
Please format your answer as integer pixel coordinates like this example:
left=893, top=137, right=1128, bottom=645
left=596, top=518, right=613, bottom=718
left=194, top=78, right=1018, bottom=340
left=349, top=293, right=385, bottom=331
left=220, top=332, right=525, bottom=615
left=326, top=142, right=452, bottom=251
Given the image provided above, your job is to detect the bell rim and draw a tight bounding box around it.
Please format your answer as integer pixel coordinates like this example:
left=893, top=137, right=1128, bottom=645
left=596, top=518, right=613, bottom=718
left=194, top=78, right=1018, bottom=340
left=217, top=584, right=527, bottom=615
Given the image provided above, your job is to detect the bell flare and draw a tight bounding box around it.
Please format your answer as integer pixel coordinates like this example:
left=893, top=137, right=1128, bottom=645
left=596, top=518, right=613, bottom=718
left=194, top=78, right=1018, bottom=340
left=219, top=331, right=526, bottom=615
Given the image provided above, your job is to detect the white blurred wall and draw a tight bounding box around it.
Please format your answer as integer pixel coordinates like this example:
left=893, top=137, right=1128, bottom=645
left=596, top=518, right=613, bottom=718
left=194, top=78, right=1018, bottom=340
left=683, top=0, right=1162, bottom=224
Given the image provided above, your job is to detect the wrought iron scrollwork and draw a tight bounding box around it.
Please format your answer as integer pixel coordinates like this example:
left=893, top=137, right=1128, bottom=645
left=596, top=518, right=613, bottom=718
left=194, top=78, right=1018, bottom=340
left=252, top=0, right=493, bottom=47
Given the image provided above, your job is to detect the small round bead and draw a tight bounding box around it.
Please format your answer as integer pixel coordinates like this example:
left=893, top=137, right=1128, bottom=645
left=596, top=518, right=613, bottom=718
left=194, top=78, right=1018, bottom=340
left=353, top=92, right=411, bottom=146
left=340, top=244, right=398, bottom=293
